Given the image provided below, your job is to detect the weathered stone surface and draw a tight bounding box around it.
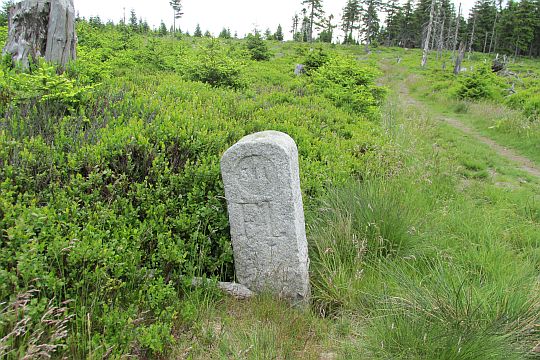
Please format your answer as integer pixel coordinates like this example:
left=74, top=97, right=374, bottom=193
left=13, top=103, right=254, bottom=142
left=221, top=131, right=310, bottom=305
left=294, top=64, right=305, bottom=76
left=3, top=0, right=76, bottom=69
left=190, top=278, right=255, bottom=300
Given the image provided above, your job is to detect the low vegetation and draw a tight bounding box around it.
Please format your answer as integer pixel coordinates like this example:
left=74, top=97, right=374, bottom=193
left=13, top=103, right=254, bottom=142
left=395, top=48, right=540, bottom=164
left=0, top=16, right=539, bottom=360
left=0, top=21, right=388, bottom=358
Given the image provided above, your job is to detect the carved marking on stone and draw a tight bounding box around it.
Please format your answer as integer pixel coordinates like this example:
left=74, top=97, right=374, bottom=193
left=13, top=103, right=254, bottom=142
left=234, top=155, right=277, bottom=199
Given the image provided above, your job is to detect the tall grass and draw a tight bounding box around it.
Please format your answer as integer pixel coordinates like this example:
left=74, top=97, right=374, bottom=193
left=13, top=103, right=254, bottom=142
left=307, top=75, right=540, bottom=358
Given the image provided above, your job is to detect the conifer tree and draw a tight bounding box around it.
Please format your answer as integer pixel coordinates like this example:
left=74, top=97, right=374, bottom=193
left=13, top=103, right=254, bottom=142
left=219, top=28, right=232, bottom=39
left=342, top=0, right=361, bottom=44
left=413, top=0, right=435, bottom=48
left=302, top=0, right=325, bottom=42
left=532, top=0, right=540, bottom=56
left=169, top=0, right=183, bottom=33
left=0, top=0, right=13, bottom=27
left=300, top=8, right=310, bottom=42
left=264, top=28, right=273, bottom=40
left=384, top=0, right=402, bottom=46
left=319, top=14, right=336, bottom=42
left=129, top=9, right=138, bottom=32
left=292, top=13, right=300, bottom=40
left=399, top=0, right=416, bottom=47
left=274, top=24, right=284, bottom=41
left=468, top=0, right=497, bottom=52
left=89, top=15, right=103, bottom=28
left=194, top=24, right=203, bottom=37
left=159, top=20, right=168, bottom=36
left=362, top=0, right=382, bottom=52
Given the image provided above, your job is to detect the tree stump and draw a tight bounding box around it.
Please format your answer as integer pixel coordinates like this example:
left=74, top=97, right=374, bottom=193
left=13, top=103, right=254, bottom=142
left=3, top=0, right=76, bottom=69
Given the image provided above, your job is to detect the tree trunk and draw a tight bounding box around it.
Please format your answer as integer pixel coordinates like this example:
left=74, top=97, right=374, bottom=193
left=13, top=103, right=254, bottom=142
left=452, top=3, right=461, bottom=61
left=488, top=10, right=498, bottom=53
left=365, top=16, right=371, bottom=53
left=45, top=0, right=76, bottom=66
left=468, top=12, right=476, bottom=58
left=437, top=8, right=446, bottom=59
left=454, top=41, right=465, bottom=74
left=421, top=0, right=437, bottom=67
left=309, top=4, right=315, bottom=42
left=3, top=0, right=76, bottom=70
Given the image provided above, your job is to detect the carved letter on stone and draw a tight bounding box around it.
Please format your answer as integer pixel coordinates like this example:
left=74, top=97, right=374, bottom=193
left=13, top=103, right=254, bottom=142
left=221, top=131, right=310, bottom=305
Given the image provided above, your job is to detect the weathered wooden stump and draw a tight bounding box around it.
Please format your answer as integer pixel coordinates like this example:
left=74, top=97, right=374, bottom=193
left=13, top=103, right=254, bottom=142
left=3, top=0, right=77, bottom=69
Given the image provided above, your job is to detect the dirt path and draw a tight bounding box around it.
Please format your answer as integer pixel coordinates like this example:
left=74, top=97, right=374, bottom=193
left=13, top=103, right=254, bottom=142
left=398, top=84, right=540, bottom=179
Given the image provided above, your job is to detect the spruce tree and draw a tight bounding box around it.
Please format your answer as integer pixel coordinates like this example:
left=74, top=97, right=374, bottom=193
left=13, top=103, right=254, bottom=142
left=342, top=0, right=362, bottom=44
left=219, top=28, right=232, bottom=39
left=264, top=28, right=273, bottom=40
left=413, top=0, right=435, bottom=48
left=399, top=0, right=416, bottom=48
left=292, top=14, right=301, bottom=40
left=384, top=0, right=402, bottom=46
left=274, top=24, right=284, bottom=41
left=532, top=0, right=540, bottom=56
left=302, top=0, right=325, bottom=42
left=89, top=15, right=103, bottom=28
left=300, top=8, right=311, bottom=42
left=319, top=14, right=336, bottom=42
left=362, top=0, right=382, bottom=52
left=159, top=20, right=168, bottom=36
left=129, top=9, right=138, bottom=32
left=468, top=0, right=497, bottom=52
left=169, top=0, right=183, bottom=33
left=517, top=0, right=536, bottom=56
left=194, top=24, right=203, bottom=37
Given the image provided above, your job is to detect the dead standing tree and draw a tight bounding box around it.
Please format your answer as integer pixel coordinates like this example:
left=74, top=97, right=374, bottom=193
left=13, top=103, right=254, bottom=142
left=454, top=41, right=466, bottom=74
left=3, top=0, right=77, bottom=70
left=421, top=0, right=437, bottom=67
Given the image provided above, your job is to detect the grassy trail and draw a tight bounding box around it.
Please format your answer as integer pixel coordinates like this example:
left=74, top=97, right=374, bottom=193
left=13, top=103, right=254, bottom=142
left=398, top=77, right=540, bottom=179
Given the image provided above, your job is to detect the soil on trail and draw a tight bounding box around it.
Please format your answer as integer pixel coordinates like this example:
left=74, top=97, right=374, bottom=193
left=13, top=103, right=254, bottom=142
left=398, top=83, right=540, bottom=179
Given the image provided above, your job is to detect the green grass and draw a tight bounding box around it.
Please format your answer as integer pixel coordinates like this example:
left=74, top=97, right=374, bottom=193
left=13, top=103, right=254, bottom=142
left=388, top=47, right=540, bottom=165
left=305, top=76, right=540, bottom=359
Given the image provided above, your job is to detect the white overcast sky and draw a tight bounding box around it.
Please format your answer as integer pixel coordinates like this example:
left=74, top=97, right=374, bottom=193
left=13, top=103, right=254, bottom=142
left=73, top=0, right=476, bottom=41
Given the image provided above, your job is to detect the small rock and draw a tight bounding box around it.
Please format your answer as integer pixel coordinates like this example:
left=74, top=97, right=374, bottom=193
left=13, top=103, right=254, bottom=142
left=319, top=352, right=338, bottom=360
left=294, top=64, right=305, bottom=76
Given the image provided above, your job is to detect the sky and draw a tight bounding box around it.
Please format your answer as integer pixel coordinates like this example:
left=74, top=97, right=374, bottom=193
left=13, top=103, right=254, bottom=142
left=73, top=0, right=476, bottom=42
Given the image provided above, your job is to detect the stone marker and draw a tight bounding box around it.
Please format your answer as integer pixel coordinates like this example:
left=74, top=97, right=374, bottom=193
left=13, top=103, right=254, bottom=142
left=221, top=131, right=310, bottom=305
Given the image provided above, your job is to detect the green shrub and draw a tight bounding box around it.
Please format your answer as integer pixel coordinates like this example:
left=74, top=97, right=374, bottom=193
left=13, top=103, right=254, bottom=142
left=303, top=47, right=330, bottom=73
left=245, top=33, right=271, bottom=61
left=0, top=22, right=389, bottom=358
left=184, top=39, right=246, bottom=89
left=506, top=85, right=540, bottom=119
left=310, top=55, right=386, bottom=117
left=455, top=66, right=503, bottom=100
left=0, top=60, right=95, bottom=113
